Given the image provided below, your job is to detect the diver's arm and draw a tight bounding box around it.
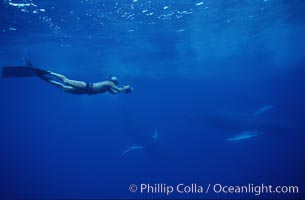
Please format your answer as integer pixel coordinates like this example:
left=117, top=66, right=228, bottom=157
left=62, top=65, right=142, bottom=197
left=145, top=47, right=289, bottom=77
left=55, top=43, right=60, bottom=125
left=109, top=88, right=120, bottom=94
left=108, top=83, right=133, bottom=94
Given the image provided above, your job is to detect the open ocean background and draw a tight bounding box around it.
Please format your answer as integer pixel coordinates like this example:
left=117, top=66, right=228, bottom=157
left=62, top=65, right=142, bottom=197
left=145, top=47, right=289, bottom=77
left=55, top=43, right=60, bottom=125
left=0, top=0, right=305, bottom=199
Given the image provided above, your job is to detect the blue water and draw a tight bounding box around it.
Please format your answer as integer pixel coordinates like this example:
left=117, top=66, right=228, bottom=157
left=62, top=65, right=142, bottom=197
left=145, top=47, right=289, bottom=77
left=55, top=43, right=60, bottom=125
left=1, top=0, right=305, bottom=199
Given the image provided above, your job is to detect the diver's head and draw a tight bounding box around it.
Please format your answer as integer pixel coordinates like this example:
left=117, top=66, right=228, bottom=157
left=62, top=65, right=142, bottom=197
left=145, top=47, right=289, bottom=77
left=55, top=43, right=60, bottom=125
left=110, top=76, right=119, bottom=85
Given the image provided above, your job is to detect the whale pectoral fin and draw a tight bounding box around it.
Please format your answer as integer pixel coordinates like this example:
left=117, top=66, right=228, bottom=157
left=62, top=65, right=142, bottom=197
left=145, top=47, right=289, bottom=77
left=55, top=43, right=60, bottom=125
left=121, top=145, right=144, bottom=156
left=227, top=130, right=263, bottom=142
left=253, top=104, right=274, bottom=117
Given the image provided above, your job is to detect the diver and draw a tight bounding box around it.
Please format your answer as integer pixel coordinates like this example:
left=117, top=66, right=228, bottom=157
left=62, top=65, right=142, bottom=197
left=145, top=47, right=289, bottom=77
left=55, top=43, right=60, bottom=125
left=40, top=71, right=133, bottom=95
left=2, top=66, right=133, bottom=95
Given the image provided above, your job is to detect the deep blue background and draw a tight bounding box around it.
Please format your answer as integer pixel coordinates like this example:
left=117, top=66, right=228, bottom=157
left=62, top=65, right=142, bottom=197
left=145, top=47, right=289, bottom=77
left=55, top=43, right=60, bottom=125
left=0, top=0, right=305, bottom=199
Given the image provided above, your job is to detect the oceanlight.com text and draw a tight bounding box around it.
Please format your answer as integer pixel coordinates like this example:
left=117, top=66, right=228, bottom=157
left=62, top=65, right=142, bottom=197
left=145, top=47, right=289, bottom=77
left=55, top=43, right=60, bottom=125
left=129, top=183, right=299, bottom=196
left=212, top=183, right=299, bottom=196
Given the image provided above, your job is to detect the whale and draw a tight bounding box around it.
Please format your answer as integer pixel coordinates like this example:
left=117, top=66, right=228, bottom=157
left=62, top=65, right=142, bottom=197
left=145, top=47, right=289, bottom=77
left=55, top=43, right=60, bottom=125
left=188, top=104, right=305, bottom=142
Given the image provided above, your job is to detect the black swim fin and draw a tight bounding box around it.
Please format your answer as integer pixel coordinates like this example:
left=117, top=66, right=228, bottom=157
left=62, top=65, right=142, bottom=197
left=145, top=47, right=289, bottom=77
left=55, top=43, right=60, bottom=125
left=2, top=66, right=49, bottom=78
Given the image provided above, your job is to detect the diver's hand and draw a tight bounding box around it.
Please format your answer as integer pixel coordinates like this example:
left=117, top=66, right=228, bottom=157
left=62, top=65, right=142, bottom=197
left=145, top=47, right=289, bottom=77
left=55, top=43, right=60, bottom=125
left=123, top=85, right=133, bottom=94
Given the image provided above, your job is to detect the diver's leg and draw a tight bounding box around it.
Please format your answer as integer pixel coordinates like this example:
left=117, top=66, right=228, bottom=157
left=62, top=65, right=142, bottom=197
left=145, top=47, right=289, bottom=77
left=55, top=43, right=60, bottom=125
left=49, top=72, right=66, bottom=80
left=49, top=72, right=86, bottom=89
left=44, top=79, right=78, bottom=93
left=63, top=79, right=86, bottom=88
left=45, top=79, right=66, bottom=90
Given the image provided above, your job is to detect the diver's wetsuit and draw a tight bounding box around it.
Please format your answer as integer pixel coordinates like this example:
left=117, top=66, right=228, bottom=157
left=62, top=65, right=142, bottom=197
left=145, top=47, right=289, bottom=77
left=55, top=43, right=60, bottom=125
left=85, top=81, right=94, bottom=95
